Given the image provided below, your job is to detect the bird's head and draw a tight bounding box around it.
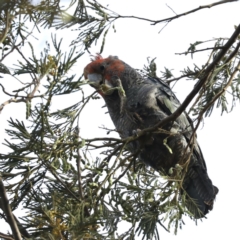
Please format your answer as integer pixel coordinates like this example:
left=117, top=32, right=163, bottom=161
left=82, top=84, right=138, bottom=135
left=84, top=54, right=126, bottom=96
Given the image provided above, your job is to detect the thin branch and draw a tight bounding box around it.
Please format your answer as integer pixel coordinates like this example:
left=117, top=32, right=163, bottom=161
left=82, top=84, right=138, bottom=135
left=121, top=23, right=240, bottom=142
left=112, top=153, right=137, bottom=186
left=0, top=82, right=45, bottom=98
left=0, top=11, right=12, bottom=45
left=15, top=46, right=37, bottom=80
left=166, top=73, right=196, bottom=84
left=0, top=98, right=26, bottom=114
left=199, top=60, right=240, bottom=116
left=158, top=220, right=170, bottom=233
left=1, top=21, right=38, bottom=62
left=175, top=46, right=224, bottom=55
left=0, top=83, right=17, bottom=97
left=188, top=62, right=240, bottom=156
left=85, top=137, right=122, bottom=143
left=27, top=79, right=42, bottom=99
left=0, top=232, right=14, bottom=240
left=0, top=82, right=43, bottom=98
left=76, top=153, right=84, bottom=199
left=114, top=0, right=238, bottom=26
left=152, top=0, right=239, bottom=25
left=0, top=51, right=49, bottom=113
left=166, top=4, right=178, bottom=15
left=0, top=177, right=22, bottom=240
left=76, top=126, right=84, bottom=200
left=158, top=21, right=170, bottom=34
left=0, top=42, right=21, bottom=62
left=95, top=142, right=127, bottom=197
left=189, top=40, right=240, bottom=114
left=155, top=23, right=240, bottom=127
left=224, top=40, right=240, bottom=63
left=41, top=157, right=82, bottom=203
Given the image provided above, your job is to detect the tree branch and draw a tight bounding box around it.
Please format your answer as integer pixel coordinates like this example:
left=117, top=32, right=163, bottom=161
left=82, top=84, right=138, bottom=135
left=76, top=148, right=84, bottom=200
left=0, top=232, right=14, bottom=240
left=116, top=0, right=238, bottom=25
left=0, top=62, right=46, bottom=113
left=199, top=60, right=240, bottom=117
left=175, top=47, right=224, bottom=55
left=121, top=24, right=240, bottom=142
left=166, top=73, right=196, bottom=84
left=155, top=23, right=240, bottom=128
left=0, top=97, right=26, bottom=114
left=0, top=177, right=22, bottom=240
left=0, top=11, right=12, bottom=45
left=152, top=0, right=239, bottom=25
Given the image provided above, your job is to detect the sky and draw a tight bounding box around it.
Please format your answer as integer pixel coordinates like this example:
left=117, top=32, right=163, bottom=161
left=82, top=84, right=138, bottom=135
left=1, top=0, right=240, bottom=239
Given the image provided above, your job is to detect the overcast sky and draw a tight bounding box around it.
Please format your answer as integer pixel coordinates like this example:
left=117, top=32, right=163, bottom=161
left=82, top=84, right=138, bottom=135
left=1, top=0, right=240, bottom=239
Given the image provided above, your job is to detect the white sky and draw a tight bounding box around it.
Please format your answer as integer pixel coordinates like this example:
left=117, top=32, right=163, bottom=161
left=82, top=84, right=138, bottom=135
left=1, top=0, right=240, bottom=239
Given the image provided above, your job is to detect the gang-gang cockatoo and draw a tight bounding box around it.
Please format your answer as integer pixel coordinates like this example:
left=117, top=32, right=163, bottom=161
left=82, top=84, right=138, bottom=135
left=84, top=55, right=218, bottom=219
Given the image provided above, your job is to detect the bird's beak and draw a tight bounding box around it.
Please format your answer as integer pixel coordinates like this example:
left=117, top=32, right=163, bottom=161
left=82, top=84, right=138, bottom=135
left=87, top=73, right=103, bottom=88
left=87, top=73, right=114, bottom=95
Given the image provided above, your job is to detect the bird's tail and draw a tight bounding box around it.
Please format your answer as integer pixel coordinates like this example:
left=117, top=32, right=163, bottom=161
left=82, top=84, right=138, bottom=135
left=183, top=167, right=218, bottom=219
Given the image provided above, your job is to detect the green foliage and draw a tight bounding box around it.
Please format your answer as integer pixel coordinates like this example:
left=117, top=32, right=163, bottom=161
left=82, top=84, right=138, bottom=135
left=180, top=39, right=240, bottom=117
left=0, top=1, right=240, bottom=240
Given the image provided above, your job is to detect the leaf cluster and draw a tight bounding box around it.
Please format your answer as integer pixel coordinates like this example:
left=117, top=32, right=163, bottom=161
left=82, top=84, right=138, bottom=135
left=0, top=1, right=240, bottom=240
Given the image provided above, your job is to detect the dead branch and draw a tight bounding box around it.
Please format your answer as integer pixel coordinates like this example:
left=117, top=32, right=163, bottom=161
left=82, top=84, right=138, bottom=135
left=152, top=0, right=239, bottom=25
left=116, top=0, right=238, bottom=25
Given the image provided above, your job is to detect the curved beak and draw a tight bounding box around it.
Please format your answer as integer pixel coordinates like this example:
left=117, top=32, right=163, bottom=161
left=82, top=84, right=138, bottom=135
left=87, top=73, right=103, bottom=88
left=87, top=73, right=114, bottom=95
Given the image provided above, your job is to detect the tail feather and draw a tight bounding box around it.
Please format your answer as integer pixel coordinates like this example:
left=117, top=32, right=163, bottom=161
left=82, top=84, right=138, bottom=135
left=183, top=167, right=218, bottom=219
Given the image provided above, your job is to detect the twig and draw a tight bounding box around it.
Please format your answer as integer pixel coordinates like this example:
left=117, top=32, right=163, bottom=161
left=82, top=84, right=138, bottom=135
left=36, top=153, right=82, bottom=203
left=119, top=24, right=240, bottom=143
left=188, top=40, right=240, bottom=114
left=47, top=164, right=81, bottom=202
left=166, top=4, right=178, bottom=15
left=76, top=126, right=84, bottom=200
left=187, top=43, right=223, bottom=114
left=158, top=21, right=170, bottom=34
left=154, top=24, right=240, bottom=127
left=112, top=151, right=139, bottom=186
left=166, top=73, right=196, bottom=84
left=13, top=214, right=31, bottom=238
left=0, top=11, right=12, bottom=45
left=0, top=83, right=43, bottom=98
left=175, top=47, right=224, bottom=55
left=0, top=177, right=22, bottom=240
left=187, top=62, right=240, bottom=160
left=15, top=46, right=37, bottom=80
left=0, top=45, right=51, bottom=113
left=152, top=0, right=239, bottom=25
left=0, top=98, right=26, bottom=114
left=0, top=83, right=18, bottom=97
left=224, top=40, right=240, bottom=63
left=0, top=232, right=14, bottom=240
left=114, top=0, right=238, bottom=26
left=95, top=142, right=127, bottom=197
left=76, top=152, right=84, bottom=200
left=86, top=137, right=122, bottom=143
left=198, top=60, right=240, bottom=118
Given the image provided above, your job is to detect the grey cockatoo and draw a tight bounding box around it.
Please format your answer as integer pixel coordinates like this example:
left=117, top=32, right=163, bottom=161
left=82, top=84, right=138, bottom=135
left=84, top=55, right=218, bottom=219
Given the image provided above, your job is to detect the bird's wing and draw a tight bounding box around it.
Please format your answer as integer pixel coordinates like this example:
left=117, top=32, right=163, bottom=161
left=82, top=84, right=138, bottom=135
left=147, top=77, right=218, bottom=209
left=146, top=77, right=208, bottom=170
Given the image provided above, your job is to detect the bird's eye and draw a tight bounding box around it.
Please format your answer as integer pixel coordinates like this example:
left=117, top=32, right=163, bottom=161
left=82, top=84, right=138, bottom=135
left=100, top=65, right=105, bottom=71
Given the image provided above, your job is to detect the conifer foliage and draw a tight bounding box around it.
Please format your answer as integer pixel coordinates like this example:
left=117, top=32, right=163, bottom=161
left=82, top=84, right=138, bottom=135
left=0, top=1, right=239, bottom=239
